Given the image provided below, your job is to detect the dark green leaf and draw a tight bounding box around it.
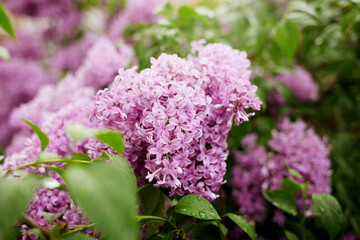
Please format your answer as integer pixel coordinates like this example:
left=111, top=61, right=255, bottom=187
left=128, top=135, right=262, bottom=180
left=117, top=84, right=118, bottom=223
left=285, top=230, right=299, bottom=240
left=284, top=161, right=303, bottom=179
left=65, top=160, right=137, bottom=240
left=22, top=118, right=49, bottom=151
left=0, top=3, right=16, bottom=39
left=262, top=190, right=298, bottom=216
left=174, top=195, right=221, bottom=220
left=274, top=19, right=300, bottom=59
left=0, top=176, right=40, bottom=236
left=312, top=194, right=342, bottom=239
left=281, top=178, right=302, bottom=195
left=95, top=131, right=124, bottom=155
left=223, top=213, right=257, bottom=240
left=41, top=211, right=66, bottom=225
left=341, top=11, right=358, bottom=32
left=71, top=153, right=92, bottom=161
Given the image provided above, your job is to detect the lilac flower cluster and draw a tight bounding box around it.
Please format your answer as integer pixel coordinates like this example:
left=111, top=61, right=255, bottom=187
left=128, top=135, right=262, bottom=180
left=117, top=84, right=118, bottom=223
left=4, top=0, right=82, bottom=39
left=232, top=118, right=331, bottom=222
left=90, top=41, right=261, bottom=200
left=9, top=38, right=134, bottom=138
left=273, top=66, right=319, bottom=102
left=0, top=59, right=54, bottom=145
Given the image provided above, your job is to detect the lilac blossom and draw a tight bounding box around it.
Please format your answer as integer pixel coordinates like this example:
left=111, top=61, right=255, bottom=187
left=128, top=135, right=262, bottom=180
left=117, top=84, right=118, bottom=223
left=4, top=0, right=82, bottom=39
left=2, top=31, right=44, bottom=60
left=232, top=118, right=331, bottom=222
left=0, top=59, right=54, bottom=145
left=76, top=38, right=136, bottom=89
left=52, top=34, right=98, bottom=73
left=273, top=66, right=319, bottom=102
left=90, top=41, right=261, bottom=200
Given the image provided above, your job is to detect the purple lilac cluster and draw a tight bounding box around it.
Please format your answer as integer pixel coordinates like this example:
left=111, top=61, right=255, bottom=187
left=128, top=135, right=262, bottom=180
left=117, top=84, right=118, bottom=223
left=9, top=38, right=134, bottom=138
left=0, top=59, right=54, bottom=145
left=273, top=66, right=319, bottom=102
left=90, top=41, right=261, bottom=200
left=109, top=0, right=165, bottom=41
left=4, top=0, right=82, bottom=39
left=232, top=134, right=268, bottom=223
left=52, top=34, right=98, bottom=73
left=232, top=118, right=331, bottom=222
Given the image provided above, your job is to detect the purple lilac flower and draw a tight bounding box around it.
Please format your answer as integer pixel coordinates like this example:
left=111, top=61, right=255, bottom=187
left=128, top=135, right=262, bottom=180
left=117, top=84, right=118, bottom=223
left=4, top=0, right=82, bottom=39
left=232, top=118, right=331, bottom=222
left=108, top=0, right=165, bottom=41
left=273, top=66, right=319, bottom=102
left=340, top=233, right=359, bottom=240
left=2, top=31, right=44, bottom=60
left=0, top=59, right=54, bottom=145
left=90, top=41, right=261, bottom=200
left=76, top=38, right=136, bottom=89
left=232, top=134, right=267, bottom=223
left=52, top=34, right=98, bottom=73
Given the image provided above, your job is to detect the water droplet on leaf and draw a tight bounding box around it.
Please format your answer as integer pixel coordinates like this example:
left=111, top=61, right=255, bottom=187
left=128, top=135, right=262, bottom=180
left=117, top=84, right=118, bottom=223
left=199, top=211, right=208, bottom=219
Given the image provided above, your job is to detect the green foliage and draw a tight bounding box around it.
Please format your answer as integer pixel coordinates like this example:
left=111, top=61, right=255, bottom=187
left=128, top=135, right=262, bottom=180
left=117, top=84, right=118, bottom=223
left=64, top=158, right=137, bottom=240
left=0, top=176, right=40, bottom=238
left=274, top=19, right=300, bottom=60
left=174, top=195, right=221, bottom=220
left=61, top=233, right=96, bottom=240
left=0, top=3, right=16, bottom=39
left=262, top=189, right=298, bottom=216
left=94, top=131, right=124, bottom=155
left=223, top=213, right=257, bottom=240
left=41, top=211, right=66, bottom=225
left=312, top=193, right=343, bottom=239
left=22, top=118, right=49, bottom=151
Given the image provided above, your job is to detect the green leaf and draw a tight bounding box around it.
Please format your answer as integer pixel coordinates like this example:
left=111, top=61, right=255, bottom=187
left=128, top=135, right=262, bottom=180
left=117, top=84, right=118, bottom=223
left=38, top=152, right=60, bottom=162
left=286, top=1, right=319, bottom=21
left=285, top=230, right=299, bottom=240
left=312, top=194, right=342, bottom=239
left=0, top=176, right=40, bottom=237
left=71, top=153, right=92, bottom=161
left=274, top=19, right=300, bottom=59
left=138, top=184, right=165, bottom=236
left=0, top=3, right=16, bottom=39
left=66, top=123, right=97, bottom=142
left=281, top=178, right=302, bottom=195
left=262, top=190, right=297, bottom=216
left=95, top=131, right=124, bottom=155
left=341, top=11, right=358, bottom=32
left=61, top=233, right=96, bottom=240
left=136, top=215, right=168, bottom=225
left=65, top=159, right=137, bottom=240
left=223, top=213, right=257, bottom=240
left=41, top=211, right=66, bottom=225
left=284, top=161, right=303, bottom=179
left=174, top=195, right=221, bottom=220
left=22, top=118, right=49, bottom=151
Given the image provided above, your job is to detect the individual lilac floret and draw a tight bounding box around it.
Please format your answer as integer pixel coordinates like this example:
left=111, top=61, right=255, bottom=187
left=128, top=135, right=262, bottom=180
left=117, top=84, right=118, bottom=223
left=232, top=118, right=331, bottom=223
left=76, top=38, right=135, bottom=89
left=0, top=59, right=54, bottom=145
left=108, top=0, right=165, bottom=41
left=90, top=42, right=261, bottom=200
left=232, top=134, right=267, bottom=223
left=52, top=34, right=97, bottom=73
left=273, top=66, right=319, bottom=102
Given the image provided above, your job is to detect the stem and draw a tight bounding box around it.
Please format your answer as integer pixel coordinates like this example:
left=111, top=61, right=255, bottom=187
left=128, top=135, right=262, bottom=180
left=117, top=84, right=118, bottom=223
left=220, top=187, right=226, bottom=223
left=59, top=223, right=97, bottom=238
left=22, top=214, right=54, bottom=240
left=5, top=159, right=92, bottom=177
